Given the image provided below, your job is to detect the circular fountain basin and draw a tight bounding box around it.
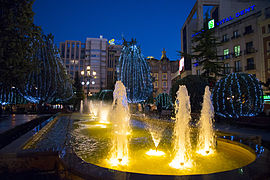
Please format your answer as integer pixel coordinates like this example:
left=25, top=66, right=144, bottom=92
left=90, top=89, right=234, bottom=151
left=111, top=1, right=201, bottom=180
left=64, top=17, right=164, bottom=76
left=70, top=115, right=256, bottom=176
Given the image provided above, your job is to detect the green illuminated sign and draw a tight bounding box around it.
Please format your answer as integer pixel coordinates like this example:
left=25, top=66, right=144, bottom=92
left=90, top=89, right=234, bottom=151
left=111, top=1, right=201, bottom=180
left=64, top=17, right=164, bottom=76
left=208, top=19, right=215, bottom=29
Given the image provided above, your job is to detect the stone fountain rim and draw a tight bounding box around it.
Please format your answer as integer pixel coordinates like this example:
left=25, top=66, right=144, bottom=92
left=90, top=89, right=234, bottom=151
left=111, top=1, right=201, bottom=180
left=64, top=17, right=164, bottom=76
left=60, top=132, right=266, bottom=180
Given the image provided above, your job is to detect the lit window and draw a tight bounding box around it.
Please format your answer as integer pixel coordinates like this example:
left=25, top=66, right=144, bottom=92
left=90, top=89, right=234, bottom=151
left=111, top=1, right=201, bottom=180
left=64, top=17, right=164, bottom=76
left=162, top=73, right=167, bottom=80
left=224, top=49, right=230, bottom=59
left=234, top=45, right=240, bottom=56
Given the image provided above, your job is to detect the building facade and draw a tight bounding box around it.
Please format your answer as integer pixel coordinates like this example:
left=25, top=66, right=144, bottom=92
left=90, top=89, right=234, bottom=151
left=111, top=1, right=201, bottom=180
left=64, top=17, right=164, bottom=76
left=147, top=49, right=179, bottom=98
left=180, top=0, right=270, bottom=87
left=60, top=36, right=108, bottom=95
left=107, top=44, right=122, bottom=90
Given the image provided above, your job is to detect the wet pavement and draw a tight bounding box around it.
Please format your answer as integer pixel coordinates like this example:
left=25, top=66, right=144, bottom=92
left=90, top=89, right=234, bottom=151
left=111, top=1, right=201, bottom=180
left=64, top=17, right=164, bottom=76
left=0, top=114, right=48, bottom=134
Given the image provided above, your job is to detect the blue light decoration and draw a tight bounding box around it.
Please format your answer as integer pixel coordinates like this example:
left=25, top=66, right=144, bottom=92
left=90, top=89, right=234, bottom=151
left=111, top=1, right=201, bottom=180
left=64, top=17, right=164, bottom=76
left=117, top=39, right=153, bottom=103
left=155, top=93, right=173, bottom=110
left=212, top=73, right=264, bottom=118
left=19, top=34, right=73, bottom=104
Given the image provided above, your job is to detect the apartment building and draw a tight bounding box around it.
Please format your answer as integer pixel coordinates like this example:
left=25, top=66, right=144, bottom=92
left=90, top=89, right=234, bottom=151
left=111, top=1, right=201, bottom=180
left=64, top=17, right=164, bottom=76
left=180, top=0, right=270, bottom=86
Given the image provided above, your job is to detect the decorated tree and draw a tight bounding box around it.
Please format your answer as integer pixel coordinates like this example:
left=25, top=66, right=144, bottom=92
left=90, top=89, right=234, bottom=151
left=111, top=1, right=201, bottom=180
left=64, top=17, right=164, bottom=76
left=156, top=93, right=173, bottom=110
left=212, top=73, right=264, bottom=118
left=0, top=0, right=42, bottom=100
left=171, top=75, right=208, bottom=112
left=117, top=39, right=152, bottom=103
left=19, top=33, right=73, bottom=104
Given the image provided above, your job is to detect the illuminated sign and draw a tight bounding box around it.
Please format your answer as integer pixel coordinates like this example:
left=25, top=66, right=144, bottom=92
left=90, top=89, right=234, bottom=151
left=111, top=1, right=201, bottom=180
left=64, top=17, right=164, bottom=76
left=108, top=39, right=124, bottom=45
left=147, top=56, right=155, bottom=59
left=208, top=19, right=215, bottom=29
left=192, top=5, right=255, bottom=37
left=179, top=57, right=184, bottom=74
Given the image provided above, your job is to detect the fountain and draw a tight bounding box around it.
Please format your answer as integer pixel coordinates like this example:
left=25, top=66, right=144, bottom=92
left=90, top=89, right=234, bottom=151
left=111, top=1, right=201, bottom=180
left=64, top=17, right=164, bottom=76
left=146, top=121, right=166, bottom=156
left=68, top=83, right=257, bottom=177
left=169, top=85, right=192, bottom=169
left=79, top=100, right=83, bottom=114
left=108, top=81, right=130, bottom=166
left=197, top=86, right=215, bottom=156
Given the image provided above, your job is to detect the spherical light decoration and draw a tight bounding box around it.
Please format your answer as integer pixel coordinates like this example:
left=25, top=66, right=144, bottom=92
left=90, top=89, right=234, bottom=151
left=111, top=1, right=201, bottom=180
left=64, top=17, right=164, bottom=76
left=156, top=93, right=173, bottom=110
left=212, top=73, right=264, bottom=118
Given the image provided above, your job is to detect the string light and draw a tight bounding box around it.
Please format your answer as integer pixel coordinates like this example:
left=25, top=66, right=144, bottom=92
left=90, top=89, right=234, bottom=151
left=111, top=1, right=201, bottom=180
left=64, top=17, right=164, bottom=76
left=213, top=73, right=263, bottom=118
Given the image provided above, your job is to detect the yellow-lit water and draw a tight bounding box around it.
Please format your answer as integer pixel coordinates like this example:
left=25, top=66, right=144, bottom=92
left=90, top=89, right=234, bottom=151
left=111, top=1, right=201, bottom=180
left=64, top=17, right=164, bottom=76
left=71, top=114, right=256, bottom=176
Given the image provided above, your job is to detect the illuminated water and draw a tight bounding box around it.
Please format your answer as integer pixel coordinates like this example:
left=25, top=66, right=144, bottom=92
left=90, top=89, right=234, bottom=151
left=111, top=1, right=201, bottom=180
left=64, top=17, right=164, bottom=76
left=109, top=81, right=130, bottom=166
left=197, top=86, right=215, bottom=156
left=71, top=115, right=255, bottom=175
left=169, top=85, right=192, bottom=169
left=70, top=84, right=256, bottom=176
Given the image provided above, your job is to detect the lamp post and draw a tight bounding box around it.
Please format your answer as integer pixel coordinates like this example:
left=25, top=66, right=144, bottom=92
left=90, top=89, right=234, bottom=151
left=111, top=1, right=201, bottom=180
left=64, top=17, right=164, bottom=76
left=81, top=66, right=96, bottom=97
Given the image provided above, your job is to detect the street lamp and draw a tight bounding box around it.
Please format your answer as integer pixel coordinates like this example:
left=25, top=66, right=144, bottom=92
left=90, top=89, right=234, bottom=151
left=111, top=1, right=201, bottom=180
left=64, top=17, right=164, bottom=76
left=81, top=66, right=97, bottom=97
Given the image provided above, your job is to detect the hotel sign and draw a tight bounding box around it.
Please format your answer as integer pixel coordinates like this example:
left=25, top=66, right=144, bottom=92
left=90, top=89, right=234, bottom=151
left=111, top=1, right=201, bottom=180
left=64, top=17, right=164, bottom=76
left=192, top=5, right=256, bottom=37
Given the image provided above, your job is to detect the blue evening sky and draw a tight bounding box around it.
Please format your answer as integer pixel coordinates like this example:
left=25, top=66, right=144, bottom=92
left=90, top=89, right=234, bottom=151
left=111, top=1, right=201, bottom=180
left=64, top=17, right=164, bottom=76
left=33, top=0, right=197, bottom=60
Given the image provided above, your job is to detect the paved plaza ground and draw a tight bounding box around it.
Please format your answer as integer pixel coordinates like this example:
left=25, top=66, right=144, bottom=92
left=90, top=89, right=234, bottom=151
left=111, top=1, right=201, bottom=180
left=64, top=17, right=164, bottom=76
left=0, top=114, right=48, bottom=134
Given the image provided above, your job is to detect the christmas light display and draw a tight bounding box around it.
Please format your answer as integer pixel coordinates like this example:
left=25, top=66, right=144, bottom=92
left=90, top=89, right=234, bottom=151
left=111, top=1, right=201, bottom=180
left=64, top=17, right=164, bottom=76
left=212, top=73, right=264, bottom=118
left=117, top=39, right=153, bottom=103
left=156, top=93, right=173, bottom=110
left=20, top=34, right=73, bottom=104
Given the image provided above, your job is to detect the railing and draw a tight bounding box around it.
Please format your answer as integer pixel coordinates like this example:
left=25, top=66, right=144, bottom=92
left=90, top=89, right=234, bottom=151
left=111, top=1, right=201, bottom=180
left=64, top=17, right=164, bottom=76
left=231, top=34, right=241, bottom=40
left=244, top=48, right=256, bottom=55
left=221, top=38, right=230, bottom=43
left=243, top=29, right=254, bottom=36
left=232, top=51, right=242, bottom=58
left=245, top=64, right=256, bottom=71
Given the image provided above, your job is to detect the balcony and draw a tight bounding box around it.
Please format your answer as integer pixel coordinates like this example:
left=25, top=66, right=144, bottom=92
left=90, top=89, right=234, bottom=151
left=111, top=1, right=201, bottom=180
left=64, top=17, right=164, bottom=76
left=232, top=51, right=242, bottom=58
left=222, top=54, right=231, bottom=60
left=231, top=34, right=241, bottom=40
left=221, top=38, right=230, bottom=43
left=243, top=29, right=254, bottom=36
left=245, top=64, right=256, bottom=71
left=244, top=48, right=256, bottom=55
left=234, top=67, right=242, bottom=72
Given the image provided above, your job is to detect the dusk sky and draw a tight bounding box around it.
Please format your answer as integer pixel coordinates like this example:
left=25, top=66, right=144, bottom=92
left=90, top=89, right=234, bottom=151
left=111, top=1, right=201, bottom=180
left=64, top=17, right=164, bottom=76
left=33, top=0, right=197, bottom=60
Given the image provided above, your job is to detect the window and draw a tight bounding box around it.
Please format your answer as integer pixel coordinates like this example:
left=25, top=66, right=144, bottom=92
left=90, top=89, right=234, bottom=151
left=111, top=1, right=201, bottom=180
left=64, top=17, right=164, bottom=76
left=154, top=73, right=158, bottom=80
left=222, top=34, right=229, bottom=42
left=162, top=73, right=167, bottom=80
left=70, top=65, right=74, bottom=70
left=80, top=66, right=83, bottom=71
left=235, top=61, right=241, bottom=72
left=162, top=65, right=167, bottom=71
left=66, top=65, right=69, bottom=69
left=262, top=26, right=266, bottom=34
left=162, top=81, right=167, bottom=88
left=224, top=49, right=230, bottom=59
left=246, top=58, right=255, bottom=70
left=75, top=65, right=78, bottom=71
left=246, top=41, right=254, bottom=54
left=268, top=24, right=270, bottom=33
left=66, top=59, right=70, bottom=64
left=268, top=59, right=270, bottom=71
left=232, top=30, right=239, bottom=39
left=196, top=69, right=201, bottom=75
left=224, top=63, right=230, bottom=74
left=266, top=7, right=270, bottom=18
left=267, top=41, right=270, bottom=55
left=234, top=45, right=241, bottom=57
left=244, top=25, right=253, bottom=35
left=154, top=81, right=158, bottom=88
